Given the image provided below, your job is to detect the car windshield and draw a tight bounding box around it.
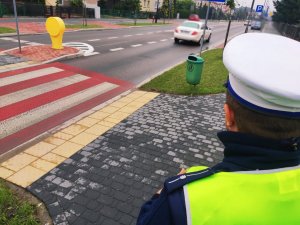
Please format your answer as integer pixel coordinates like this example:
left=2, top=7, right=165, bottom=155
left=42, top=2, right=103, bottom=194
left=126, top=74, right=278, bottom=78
left=181, top=22, right=200, bottom=29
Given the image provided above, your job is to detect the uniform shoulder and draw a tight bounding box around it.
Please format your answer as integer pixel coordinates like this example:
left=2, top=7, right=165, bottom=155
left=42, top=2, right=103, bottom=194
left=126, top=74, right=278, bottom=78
left=164, top=167, right=215, bottom=193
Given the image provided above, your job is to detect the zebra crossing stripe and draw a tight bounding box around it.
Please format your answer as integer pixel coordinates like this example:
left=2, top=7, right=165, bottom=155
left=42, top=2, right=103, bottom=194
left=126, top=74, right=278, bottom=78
left=0, top=74, right=88, bottom=107
left=0, top=63, right=134, bottom=154
left=0, top=67, right=63, bottom=86
left=0, top=70, right=75, bottom=96
left=1, top=82, right=118, bottom=139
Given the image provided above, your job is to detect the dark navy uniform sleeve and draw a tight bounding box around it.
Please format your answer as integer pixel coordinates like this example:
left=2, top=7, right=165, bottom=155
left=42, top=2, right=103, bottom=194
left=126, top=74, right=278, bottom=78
left=136, top=189, right=174, bottom=225
left=137, top=168, right=216, bottom=225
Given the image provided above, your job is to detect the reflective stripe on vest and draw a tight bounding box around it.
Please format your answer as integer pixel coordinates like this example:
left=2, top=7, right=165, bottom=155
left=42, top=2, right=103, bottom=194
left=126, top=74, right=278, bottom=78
left=184, top=165, right=300, bottom=225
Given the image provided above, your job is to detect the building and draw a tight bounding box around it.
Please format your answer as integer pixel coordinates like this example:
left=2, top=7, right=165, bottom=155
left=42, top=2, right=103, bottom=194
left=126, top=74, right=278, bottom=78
left=45, top=0, right=100, bottom=18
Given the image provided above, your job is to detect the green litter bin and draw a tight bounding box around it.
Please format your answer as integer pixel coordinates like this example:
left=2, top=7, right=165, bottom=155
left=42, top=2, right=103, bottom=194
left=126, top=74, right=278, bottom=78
left=186, top=54, right=204, bottom=85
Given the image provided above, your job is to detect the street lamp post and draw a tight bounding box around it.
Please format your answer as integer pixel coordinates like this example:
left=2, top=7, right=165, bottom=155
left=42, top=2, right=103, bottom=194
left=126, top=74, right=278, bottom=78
left=199, top=1, right=210, bottom=56
left=245, top=0, right=255, bottom=33
left=13, top=0, right=21, bottom=53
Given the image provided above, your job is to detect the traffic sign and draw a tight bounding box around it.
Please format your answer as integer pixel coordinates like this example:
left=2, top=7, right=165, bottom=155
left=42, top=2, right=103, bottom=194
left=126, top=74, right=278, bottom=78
left=208, top=0, right=226, bottom=2
left=256, top=5, right=264, bottom=12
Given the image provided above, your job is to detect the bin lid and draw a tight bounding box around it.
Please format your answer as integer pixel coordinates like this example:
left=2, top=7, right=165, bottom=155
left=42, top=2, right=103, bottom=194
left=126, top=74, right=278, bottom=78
left=188, top=54, right=204, bottom=63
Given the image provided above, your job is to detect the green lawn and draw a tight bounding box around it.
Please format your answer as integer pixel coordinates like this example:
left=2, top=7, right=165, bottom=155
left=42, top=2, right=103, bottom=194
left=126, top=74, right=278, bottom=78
left=0, top=27, right=15, bottom=34
left=65, top=24, right=102, bottom=29
left=0, top=180, right=39, bottom=225
left=140, top=48, right=228, bottom=95
left=118, top=22, right=169, bottom=26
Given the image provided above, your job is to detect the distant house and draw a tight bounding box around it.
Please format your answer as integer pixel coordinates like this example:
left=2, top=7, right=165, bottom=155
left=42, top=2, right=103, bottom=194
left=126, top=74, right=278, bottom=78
left=45, top=0, right=100, bottom=18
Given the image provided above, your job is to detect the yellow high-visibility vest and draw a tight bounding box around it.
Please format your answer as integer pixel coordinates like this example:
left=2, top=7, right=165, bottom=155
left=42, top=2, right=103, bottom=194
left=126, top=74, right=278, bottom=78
left=184, top=166, right=300, bottom=225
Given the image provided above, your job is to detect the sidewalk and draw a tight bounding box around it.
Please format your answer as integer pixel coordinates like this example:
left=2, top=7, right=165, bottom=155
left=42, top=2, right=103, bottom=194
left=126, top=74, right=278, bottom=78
left=0, top=19, right=226, bottom=225
left=0, top=19, right=126, bottom=35
left=0, top=52, right=226, bottom=225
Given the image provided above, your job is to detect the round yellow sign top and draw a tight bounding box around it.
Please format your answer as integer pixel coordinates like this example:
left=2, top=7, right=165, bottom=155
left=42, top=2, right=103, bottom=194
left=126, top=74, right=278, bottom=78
left=46, top=17, right=65, bottom=36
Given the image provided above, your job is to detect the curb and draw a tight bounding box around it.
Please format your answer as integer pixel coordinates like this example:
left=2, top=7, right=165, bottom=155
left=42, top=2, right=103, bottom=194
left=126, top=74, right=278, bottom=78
left=136, top=40, right=224, bottom=88
left=0, top=48, right=84, bottom=73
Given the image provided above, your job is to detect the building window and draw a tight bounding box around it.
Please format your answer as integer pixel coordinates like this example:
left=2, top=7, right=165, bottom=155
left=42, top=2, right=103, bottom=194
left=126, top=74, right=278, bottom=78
left=144, top=0, right=146, bottom=6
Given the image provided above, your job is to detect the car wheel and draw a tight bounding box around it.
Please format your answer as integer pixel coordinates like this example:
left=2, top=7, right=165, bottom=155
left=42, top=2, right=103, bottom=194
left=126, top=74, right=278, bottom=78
left=206, top=34, right=211, bottom=43
left=174, top=38, right=179, bottom=44
left=197, top=36, right=203, bottom=46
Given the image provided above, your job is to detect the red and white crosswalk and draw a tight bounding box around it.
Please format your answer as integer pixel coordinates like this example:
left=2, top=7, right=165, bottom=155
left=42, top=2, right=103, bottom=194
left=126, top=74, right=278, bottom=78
left=0, top=63, right=134, bottom=155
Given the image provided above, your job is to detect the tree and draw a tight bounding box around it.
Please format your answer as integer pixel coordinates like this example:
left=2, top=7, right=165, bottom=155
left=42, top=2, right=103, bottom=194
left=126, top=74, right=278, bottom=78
left=272, top=0, right=300, bottom=24
left=224, top=0, right=235, bottom=46
left=70, top=0, right=83, bottom=7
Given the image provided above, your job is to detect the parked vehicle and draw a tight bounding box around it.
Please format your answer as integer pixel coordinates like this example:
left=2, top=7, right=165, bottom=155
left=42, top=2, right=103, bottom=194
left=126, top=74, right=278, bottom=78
left=251, top=20, right=262, bottom=30
left=174, top=21, right=212, bottom=45
left=188, top=14, right=200, bottom=21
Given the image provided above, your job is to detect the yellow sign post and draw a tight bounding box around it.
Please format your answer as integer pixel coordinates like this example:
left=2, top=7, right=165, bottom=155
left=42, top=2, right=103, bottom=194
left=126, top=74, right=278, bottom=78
left=46, top=17, right=65, bottom=50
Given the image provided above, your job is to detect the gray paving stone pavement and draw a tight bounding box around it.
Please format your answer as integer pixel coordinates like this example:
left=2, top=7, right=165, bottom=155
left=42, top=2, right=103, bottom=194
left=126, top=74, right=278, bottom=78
left=27, top=93, right=226, bottom=225
left=0, top=54, right=27, bottom=66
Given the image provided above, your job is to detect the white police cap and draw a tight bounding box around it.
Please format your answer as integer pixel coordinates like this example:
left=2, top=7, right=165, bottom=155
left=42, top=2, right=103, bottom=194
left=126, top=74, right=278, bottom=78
left=223, top=33, right=300, bottom=118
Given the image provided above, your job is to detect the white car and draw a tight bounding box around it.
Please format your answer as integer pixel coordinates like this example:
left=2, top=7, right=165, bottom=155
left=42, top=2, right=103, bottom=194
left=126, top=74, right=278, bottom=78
left=174, top=20, right=212, bottom=45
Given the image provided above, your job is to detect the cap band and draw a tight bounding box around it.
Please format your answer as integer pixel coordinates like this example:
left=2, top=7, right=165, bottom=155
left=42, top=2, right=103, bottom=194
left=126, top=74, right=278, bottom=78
left=227, top=80, right=300, bottom=119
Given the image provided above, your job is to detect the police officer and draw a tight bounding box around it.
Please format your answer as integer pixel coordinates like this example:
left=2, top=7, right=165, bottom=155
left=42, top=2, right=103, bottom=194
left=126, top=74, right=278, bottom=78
left=136, top=33, right=300, bottom=225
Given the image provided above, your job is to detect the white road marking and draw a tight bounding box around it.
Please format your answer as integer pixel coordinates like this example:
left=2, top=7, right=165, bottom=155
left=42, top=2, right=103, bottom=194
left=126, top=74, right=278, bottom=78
left=110, top=48, right=124, bottom=52
left=160, top=39, right=167, bottom=42
left=0, top=67, right=63, bottom=87
left=88, top=39, right=100, bottom=42
left=10, top=39, right=29, bottom=43
left=136, top=33, right=143, bottom=36
left=147, top=32, right=153, bottom=34
left=156, top=31, right=162, bottom=33
left=0, top=74, right=88, bottom=107
left=107, top=37, right=118, bottom=39
left=147, top=41, right=157, bottom=44
left=131, top=44, right=142, bottom=47
left=63, top=42, right=95, bottom=56
left=0, top=37, right=15, bottom=41
left=26, top=42, right=43, bottom=46
left=1, top=82, right=118, bottom=139
left=123, top=35, right=132, bottom=37
left=85, top=52, right=100, bottom=56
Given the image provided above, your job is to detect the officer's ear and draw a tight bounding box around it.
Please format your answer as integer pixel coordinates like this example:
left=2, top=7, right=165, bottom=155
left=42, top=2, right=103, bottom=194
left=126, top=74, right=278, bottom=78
left=224, top=103, right=238, bottom=132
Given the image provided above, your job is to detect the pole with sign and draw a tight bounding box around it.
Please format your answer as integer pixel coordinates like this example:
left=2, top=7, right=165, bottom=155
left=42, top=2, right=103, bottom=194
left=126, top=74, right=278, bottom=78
left=245, top=0, right=255, bottom=33
left=200, top=0, right=225, bottom=55
left=13, top=0, right=21, bottom=53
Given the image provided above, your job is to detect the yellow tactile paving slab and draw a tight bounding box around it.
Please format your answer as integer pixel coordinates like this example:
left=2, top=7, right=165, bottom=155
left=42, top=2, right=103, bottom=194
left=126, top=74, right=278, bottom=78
left=0, top=167, right=14, bottom=179
left=51, top=141, right=84, bottom=158
left=25, top=141, right=57, bottom=157
left=1, top=153, right=37, bottom=172
left=76, top=117, right=99, bottom=127
left=44, top=136, right=66, bottom=146
left=7, top=165, right=45, bottom=187
left=31, top=159, right=57, bottom=172
left=52, top=132, right=73, bottom=140
left=0, top=91, right=159, bottom=188
left=42, top=153, right=66, bottom=165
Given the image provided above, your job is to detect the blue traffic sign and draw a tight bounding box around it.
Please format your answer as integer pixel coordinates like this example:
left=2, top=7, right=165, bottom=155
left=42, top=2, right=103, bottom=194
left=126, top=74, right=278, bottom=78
left=208, top=0, right=226, bottom=2
left=256, top=5, right=264, bottom=12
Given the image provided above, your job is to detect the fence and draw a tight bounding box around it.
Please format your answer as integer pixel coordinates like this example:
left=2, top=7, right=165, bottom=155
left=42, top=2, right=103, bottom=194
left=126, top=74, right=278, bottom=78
left=274, top=22, right=300, bottom=41
left=0, top=1, right=94, bottom=19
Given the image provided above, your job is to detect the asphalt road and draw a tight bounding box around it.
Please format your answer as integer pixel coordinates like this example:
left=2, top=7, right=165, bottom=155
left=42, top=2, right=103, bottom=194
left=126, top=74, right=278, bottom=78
left=0, top=21, right=249, bottom=85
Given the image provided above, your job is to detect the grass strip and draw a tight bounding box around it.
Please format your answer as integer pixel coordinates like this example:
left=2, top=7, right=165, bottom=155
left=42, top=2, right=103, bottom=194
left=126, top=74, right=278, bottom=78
left=140, top=48, right=228, bottom=95
left=0, top=180, right=39, bottom=225
left=118, top=22, right=169, bottom=26
left=65, top=24, right=102, bottom=29
left=0, top=27, right=15, bottom=34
